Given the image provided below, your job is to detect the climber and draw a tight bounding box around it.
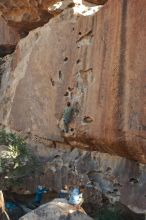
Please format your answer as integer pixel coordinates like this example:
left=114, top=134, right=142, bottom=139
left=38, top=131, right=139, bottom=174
left=34, top=185, right=48, bottom=207
left=59, top=185, right=69, bottom=199
left=68, top=185, right=85, bottom=208
left=63, top=102, right=74, bottom=133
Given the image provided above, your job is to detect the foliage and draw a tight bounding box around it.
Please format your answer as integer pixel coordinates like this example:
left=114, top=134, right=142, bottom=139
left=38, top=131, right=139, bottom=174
left=94, top=203, right=138, bottom=220
left=0, top=130, right=40, bottom=189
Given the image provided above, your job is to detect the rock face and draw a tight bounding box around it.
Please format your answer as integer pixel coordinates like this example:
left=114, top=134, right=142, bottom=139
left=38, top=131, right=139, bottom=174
left=19, top=198, right=93, bottom=220
left=14, top=141, right=146, bottom=214
left=0, top=0, right=54, bottom=33
left=0, top=0, right=107, bottom=33
left=0, top=16, right=19, bottom=57
left=85, top=0, right=108, bottom=5
left=0, top=16, right=19, bottom=46
left=0, top=0, right=146, bottom=216
left=0, top=0, right=146, bottom=163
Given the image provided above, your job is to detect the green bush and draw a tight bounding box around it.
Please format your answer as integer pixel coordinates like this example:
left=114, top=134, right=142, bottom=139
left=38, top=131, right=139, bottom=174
left=0, top=130, right=40, bottom=189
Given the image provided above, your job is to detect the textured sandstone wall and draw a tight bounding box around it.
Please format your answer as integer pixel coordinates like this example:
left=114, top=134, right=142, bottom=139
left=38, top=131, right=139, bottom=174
left=0, top=16, right=19, bottom=56
left=15, top=140, right=146, bottom=214
left=0, top=16, right=19, bottom=46
left=85, top=0, right=107, bottom=5
left=0, top=0, right=54, bottom=32
left=0, top=0, right=146, bottom=214
left=0, top=0, right=106, bottom=33
left=0, top=0, right=146, bottom=162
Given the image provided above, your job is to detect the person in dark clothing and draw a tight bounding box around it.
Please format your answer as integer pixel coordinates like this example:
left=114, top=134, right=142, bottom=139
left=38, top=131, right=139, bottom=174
left=59, top=185, right=69, bottom=199
left=34, top=186, right=48, bottom=207
left=63, top=102, right=74, bottom=133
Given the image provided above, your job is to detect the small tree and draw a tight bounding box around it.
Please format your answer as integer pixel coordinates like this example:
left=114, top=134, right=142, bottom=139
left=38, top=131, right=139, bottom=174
left=0, top=130, right=40, bottom=190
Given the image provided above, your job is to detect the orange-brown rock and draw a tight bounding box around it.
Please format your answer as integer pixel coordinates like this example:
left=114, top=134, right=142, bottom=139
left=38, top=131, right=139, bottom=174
left=0, top=0, right=146, bottom=163
left=0, top=16, right=19, bottom=56
left=0, top=0, right=55, bottom=32
left=0, top=0, right=108, bottom=33
left=0, top=16, right=19, bottom=46
left=85, top=0, right=107, bottom=5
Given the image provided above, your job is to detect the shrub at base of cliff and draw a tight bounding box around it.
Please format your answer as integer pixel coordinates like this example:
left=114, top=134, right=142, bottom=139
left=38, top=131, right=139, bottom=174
left=94, top=203, right=145, bottom=220
left=0, top=130, right=41, bottom=190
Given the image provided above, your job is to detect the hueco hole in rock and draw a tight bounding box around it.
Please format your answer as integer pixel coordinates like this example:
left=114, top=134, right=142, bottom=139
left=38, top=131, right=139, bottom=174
left=0, top=0, right=146, bottom=219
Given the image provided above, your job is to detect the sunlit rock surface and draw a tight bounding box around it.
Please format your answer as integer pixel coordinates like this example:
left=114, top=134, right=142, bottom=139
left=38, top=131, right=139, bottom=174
left=0, top=0, right=146, bottom=215
left=0, top=0, right=107, bottom=33
left=19, top=198, right=93, bottom=220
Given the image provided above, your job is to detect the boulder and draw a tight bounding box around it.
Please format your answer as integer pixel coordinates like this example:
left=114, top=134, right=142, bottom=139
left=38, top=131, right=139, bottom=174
left=19, top=198, right=93, bottom=220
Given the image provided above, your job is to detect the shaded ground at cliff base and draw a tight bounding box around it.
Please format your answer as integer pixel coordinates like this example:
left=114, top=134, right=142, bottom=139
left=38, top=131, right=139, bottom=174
left=94, top=203, right=145, bottom=220
left=4, top=192, right=145, bottom=220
